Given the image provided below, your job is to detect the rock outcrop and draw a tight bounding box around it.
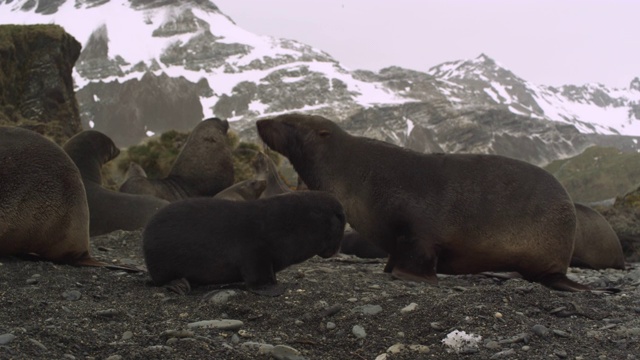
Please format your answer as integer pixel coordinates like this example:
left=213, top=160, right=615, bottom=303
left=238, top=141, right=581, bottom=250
left=0, top=24, right=82, bottom=143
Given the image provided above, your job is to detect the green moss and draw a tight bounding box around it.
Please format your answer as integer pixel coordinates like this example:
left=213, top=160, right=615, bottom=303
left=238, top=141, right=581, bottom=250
left=544, top=146, right=640, bottom=203
left=114, top=129, right=282, bottom=184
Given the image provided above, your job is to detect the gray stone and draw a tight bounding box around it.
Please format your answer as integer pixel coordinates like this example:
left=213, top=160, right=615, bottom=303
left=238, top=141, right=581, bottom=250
left=62, top=290, right=82, bottom=301
left=326, top=322, right=336, bottom=330
left=0, top=334, right=16, bottom=345
left=352, top=325, right=366, bottom=339
left=271, top=345, right=305, bottom=360
left=352, top=304, right=382, bottom=315
left=490, top=349, right=516, bottom=359
left=207, top=290, right=237, bottom=305
left=121, top=331, right=133, bottom=340
left=187, top=320, right=243, bottom=330
left=532, top=324, right=549, bottom=337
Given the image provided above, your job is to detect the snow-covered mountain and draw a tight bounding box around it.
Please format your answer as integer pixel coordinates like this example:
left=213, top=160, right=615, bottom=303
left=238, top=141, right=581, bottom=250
left=1, top=0, right=639, bottom=164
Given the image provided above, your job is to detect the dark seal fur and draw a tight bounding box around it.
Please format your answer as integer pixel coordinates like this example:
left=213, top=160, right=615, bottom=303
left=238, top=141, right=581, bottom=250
left=0, top=127, right=104, bottom=266
left=63, top=130, right=169, bottom=236
left=251, top=152, right=291, bottom=198
left=257, top=113, right=591, bottom=292
left=572, top=203, right=625, bottom=269
left=213, top=179, right=267, bottom=201
left=119, top=118, right=234, bottom=201
left=143, top=191, right=346, bottom=294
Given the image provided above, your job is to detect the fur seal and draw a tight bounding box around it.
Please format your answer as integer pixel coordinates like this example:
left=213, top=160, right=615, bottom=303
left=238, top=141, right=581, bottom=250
left=119, top=118, right=234, bottom=201
left=341, top=229, right=388, bottom=259
left=63, top=130, right=170, bottom=237
left=0, top=127, right=105, bottom=266
left=251, top=152, right=291, bottom=198
left=572, top=203, right=625, bottom=269
left=143, top=191, right=346, bottom=295
left=257, top=113, right=591, bottom=292
left=213, top=179, right=267, bottom=201
left=125, top=161, right=148, bottom=179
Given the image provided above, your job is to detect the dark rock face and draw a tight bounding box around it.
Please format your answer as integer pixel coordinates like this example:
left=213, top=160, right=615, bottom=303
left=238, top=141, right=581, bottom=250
left=160, top=30, right=251, bottom=71
left=630, top=77, right=640, bottom=91
left=76, top=24, right=125, bottom=80
left=345, top=102, right=590, bottom=166
left=76, top=71, right=204, bottom=147
left=152, top=8, right=209, bottom=37
left=0, top=24, right=82, bottom=143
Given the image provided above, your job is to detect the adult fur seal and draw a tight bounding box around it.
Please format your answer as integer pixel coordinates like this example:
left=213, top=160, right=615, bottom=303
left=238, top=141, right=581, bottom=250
left=63, top=130, right=169, bottom=236
left=143, top=191, right=346, bottom=295
left=257, top=114, right=592, bottom=292
left=213, top=179, right=267, bottom=201
left=119, top=118, right=234, bottom=201
left=572, top=203, right=625, bottom=269
left=0, top=127, right=107, bottom=266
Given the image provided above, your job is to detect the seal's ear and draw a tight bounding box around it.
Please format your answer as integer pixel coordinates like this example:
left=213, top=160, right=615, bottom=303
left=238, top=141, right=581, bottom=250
left=318, top=129, right=330, bottom=138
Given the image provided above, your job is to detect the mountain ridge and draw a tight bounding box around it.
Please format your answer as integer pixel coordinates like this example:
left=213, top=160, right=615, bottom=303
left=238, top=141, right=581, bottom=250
left=1, top=0, right=638, bottom=163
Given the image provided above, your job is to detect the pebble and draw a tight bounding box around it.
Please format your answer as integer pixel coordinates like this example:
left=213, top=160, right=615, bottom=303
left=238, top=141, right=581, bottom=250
left=326, top=322, right=336, bottom=330
left=490, top=349, right=515, bottom=359
left=29, top=338, right=47, bottom=351
left=319, top=304, right=342, bottom=317
left=187, top=320, right=243, bottom=330
left=105, top=356, right=122, bottom=360
left=553, top=329, right=570, bottom=338
left=352, top=325, right=366, bottom=339
left=231, top=334, right=240, bottom=344
left=430, top=322, right=447, bottom=331
left=494, top=312, right=503, bottom=319
left=409, top=344, right=429, bottom=353
left=532, top=324, right=549, bottom=337
left=387, top=343, right=405, bottom=354
left=63, top=355, right=76, bottom=360
left=522, top=345, right=531, bottom=351
left=207, top=290, right=237, bottom=304
left=400, top=303, right=418, bottom=313
left=26, top=278, right=38, bottom=285
left=121, top=331, right=133, bottom=340
left=352, top=304, right=382, bottom=315
left=554, top=349, right=568, bottom=358
left=347, top=298, right=358, bottom=302
left=485, top=340, right=500, bottom=349
left=294, top=320, right=304, bottom=325
left=375, top=354, right=388, bottom=360
left=0, top=333, right=16, bottom=345
left=271, top=344, right=304, bottom=360
left=62, top=290, right=82, bottom=301
left=95, top=309, right=119, bottom=317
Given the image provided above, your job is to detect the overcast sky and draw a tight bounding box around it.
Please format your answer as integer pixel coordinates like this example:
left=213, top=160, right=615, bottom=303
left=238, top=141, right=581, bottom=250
left=214, top=0, right=639, bottom=89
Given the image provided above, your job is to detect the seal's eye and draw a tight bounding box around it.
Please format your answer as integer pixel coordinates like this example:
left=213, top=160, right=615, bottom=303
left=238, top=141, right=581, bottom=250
left=318, top=130, right=330, bottom=138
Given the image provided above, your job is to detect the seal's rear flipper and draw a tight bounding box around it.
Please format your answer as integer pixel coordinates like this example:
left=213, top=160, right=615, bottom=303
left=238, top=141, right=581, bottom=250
left=72, top=257, right=145, bottom=273
left=166, top=278, right=192, bottom=295
left=390, top=267, right=439, bottom=285
left=248, top=283, right=286, bottom=297
left=533, top=273, right=621, bottom=293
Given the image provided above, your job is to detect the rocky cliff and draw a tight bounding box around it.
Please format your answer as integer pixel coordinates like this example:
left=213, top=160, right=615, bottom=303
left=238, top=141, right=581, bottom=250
left=0, top=24, right=81, bottom=143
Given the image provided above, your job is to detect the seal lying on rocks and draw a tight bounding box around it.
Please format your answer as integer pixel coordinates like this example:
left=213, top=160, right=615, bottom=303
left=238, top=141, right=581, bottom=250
left=143, top=191, right=346, bottom=296
left=257, top=113, right=596, bottom=292
left=63, top=130, right=169, bottom=236
left=119, top=118, right=234, bottom=201
left=0, top=126, right=124, bottom=268
left=572, top=203, right=625, bottom=270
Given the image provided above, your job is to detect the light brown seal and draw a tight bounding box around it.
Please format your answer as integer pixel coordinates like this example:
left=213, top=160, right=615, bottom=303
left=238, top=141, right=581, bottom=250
left=143, top=191, right=346, bottom=296
left=572, top=203, right=625, bottom=269
left=63, top=130, right=170, bottom=236
left=1, top=126, right=105, bottom=266
left=119, top=118, right=234, bottom=201
left=257, top=113, right=592, bottom=292
left=251, top=152, right=291, bottom=198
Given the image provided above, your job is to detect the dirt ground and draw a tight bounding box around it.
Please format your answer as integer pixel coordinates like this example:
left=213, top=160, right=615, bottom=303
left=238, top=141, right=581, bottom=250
left=0, top=229, right=639, bottom=360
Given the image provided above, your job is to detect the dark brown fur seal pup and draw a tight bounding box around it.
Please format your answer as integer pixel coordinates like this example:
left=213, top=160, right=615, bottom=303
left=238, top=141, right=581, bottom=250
left=143, top=191, right=346, bottom=295
left=213, top=179, right=267, bottom=201
left=0, top=127, right=107, bottom=266
left=257, top=114, right=591, bottom=292
left=119, top=118, right=234, bottom=201
left=251, top=152, right=291, bottom=198
left=572, top=203, right=625, bottom=269
left=63, top=131, right=170, bottom=237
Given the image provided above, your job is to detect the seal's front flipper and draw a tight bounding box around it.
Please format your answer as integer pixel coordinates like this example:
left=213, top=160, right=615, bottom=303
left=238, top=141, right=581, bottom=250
left=248, top=283, right=286, bottom=297
left=166, top=278, right=191, bottom=295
